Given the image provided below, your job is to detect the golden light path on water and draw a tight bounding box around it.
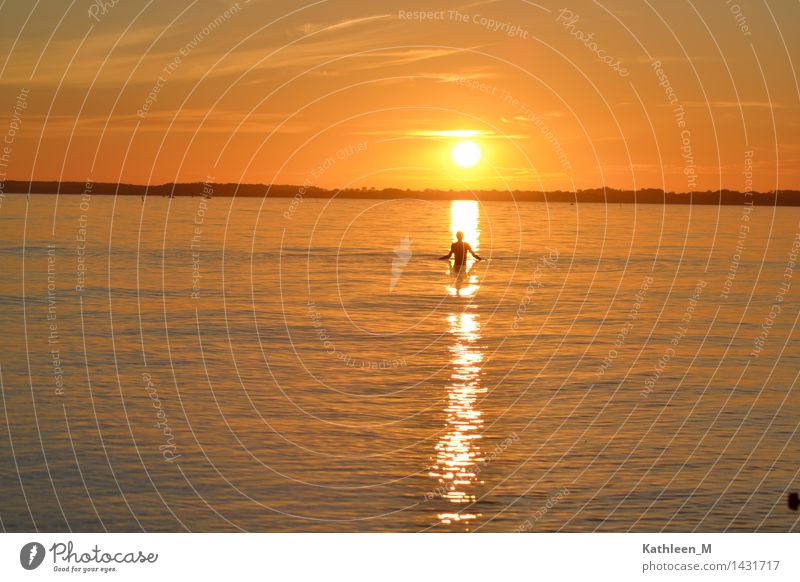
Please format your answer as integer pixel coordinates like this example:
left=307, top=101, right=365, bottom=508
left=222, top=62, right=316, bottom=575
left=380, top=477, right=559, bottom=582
left=429, top=200, right=486, bottom=526
left=450, top=200, right=480, bottom=250
left=447, top=200, right=481, bottom=297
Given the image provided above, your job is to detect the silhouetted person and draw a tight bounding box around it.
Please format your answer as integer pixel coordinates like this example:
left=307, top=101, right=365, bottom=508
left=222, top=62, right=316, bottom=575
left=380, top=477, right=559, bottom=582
left=439, top=231, right=482, bottom=268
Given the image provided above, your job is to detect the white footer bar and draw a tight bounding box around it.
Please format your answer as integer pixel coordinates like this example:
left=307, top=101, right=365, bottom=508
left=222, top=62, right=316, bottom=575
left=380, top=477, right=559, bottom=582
left=1, top=533, right=796, bottom=581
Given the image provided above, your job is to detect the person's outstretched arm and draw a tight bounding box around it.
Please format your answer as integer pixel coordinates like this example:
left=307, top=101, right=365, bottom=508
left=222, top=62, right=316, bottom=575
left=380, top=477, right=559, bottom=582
left=439, top=244, right=454, bottom=260
left=467, top=244, right=483, bottom=260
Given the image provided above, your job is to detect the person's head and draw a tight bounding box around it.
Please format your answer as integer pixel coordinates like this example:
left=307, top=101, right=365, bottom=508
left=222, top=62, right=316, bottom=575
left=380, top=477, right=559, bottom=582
left=456, top=231, right=464, bottom=241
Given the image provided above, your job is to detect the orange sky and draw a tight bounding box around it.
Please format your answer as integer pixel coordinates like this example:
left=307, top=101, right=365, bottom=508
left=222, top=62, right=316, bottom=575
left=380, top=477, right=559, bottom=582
left=1, top=0, right=798, bottom=192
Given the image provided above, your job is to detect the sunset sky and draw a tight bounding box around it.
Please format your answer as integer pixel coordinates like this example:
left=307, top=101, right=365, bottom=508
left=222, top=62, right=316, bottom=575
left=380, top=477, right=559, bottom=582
left=1, top=0, right=798, bottom=192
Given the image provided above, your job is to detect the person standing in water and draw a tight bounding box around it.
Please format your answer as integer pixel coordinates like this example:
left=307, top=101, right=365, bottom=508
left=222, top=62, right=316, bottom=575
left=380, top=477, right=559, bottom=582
left=439, top=231, right=482, bottom=268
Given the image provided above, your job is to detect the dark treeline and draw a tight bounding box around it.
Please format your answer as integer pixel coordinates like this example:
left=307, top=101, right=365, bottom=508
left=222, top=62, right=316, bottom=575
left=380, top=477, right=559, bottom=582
left=5, top=181, right=800, bottom=205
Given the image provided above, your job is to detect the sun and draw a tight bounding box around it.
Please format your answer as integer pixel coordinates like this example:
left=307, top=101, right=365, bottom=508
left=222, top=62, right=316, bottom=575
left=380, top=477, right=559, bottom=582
left=451, top=140, right=481, bottom=168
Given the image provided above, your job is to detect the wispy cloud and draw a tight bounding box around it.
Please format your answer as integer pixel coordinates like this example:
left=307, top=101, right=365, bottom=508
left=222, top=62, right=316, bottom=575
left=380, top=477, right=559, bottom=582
left=436, top=69, right=501, bottom=83
left=18, top=109, right=307, bottom=135
left=679, top=101, right=791, bottom=109
left=297, top=14, right=393, bottom=35
left=407, top=129, right=486, bottom=138
left=355, top=127, right=529, bottom=141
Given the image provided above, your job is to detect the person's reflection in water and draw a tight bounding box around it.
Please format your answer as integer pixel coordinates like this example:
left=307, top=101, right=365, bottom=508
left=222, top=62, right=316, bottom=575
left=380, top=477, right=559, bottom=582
left=449, top=263, right=475, bottom=297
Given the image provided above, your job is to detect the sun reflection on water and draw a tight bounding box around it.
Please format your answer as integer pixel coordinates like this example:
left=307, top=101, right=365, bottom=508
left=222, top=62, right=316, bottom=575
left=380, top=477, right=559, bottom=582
left=429, top=311, right=486, bottom=526
left=429, top=200, right=485, bottom=527
left=450, top=200, right=480, bottom=250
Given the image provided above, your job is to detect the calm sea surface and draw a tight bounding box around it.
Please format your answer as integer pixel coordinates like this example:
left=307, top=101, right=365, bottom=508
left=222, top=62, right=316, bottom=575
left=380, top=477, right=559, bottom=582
left=1, top=193, right=799, bottom=532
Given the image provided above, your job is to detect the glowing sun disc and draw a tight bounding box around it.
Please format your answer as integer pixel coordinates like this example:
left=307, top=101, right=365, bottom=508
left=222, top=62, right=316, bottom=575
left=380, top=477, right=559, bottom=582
left=451, top=140, right=481, bottom=168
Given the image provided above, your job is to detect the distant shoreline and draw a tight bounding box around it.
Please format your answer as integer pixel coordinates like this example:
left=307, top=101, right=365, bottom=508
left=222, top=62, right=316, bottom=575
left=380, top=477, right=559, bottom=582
left=3, top=180, right=800, bottom=205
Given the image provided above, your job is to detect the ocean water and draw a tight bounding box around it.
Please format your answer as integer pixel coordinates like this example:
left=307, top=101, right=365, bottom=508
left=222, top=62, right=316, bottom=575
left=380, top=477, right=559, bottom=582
left=0, top=193, right=798, bottom=532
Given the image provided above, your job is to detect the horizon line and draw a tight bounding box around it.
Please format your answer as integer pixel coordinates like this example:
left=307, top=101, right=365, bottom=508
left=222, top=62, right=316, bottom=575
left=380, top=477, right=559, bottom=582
left=1, top=179, right=798, bottom=198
